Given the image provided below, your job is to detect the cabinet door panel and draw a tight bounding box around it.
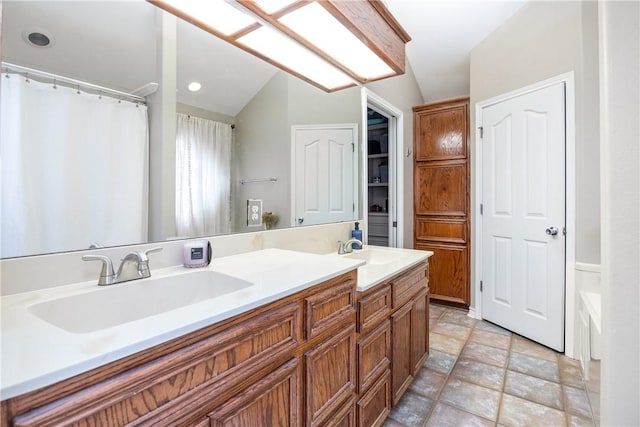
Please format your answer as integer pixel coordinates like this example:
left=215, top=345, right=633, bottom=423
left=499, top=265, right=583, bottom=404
left=357, top=320, right=390, bottom=393
left=305, top=325, right=356, bottom=427
left=208, top=359, right=299, bottom=427
left=391, top=302, right=412, bottom=405
left=357, top=371, right=391, bottom=427
left=414, top=161, right=467, bottom=217
left=326, top=396, right=356, bottom=427
left=415, top=243, right=469, bottom=305
left=411, top=289, right=430, bottom=375
left=415, top=217, right=467, bottom=244
left=415, top=104, right=467, bottom=161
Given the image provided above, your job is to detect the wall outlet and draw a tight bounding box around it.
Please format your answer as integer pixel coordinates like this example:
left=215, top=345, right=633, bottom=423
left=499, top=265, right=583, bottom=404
left=247, top=199, right=262, bottom=227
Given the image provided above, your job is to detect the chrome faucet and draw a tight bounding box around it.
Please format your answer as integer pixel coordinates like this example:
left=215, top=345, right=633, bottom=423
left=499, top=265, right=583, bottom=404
left=82, top=247, right=162, bottom=286
left=337, top=238, right=363, bottom=255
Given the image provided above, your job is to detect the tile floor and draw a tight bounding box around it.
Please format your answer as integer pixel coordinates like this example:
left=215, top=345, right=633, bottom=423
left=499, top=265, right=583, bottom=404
left=384, top=304, right=599, bottom=427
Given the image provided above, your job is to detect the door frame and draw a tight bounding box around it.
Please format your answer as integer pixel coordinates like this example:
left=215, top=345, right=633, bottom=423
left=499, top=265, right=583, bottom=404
left=361, top=88, right=405, bottom=248
left=473, top=72, right=577, bottom=357
left=290, top=123, right=359, bottom=227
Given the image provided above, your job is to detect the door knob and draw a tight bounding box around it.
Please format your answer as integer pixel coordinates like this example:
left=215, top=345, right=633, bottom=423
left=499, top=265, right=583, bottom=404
left=545, top=226, right=559, bottom=236
left=297, top=217, right=304, bottom=224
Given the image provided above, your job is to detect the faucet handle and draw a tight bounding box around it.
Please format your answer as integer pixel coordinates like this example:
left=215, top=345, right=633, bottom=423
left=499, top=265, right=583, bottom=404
left=337, top=240, right=346, bottom=255
left=82, top=255, right=116, bottom=286
left=143, top=247, right=163, bottom=261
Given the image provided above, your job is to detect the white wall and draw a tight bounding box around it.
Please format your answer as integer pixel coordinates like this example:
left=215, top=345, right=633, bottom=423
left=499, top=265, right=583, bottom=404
left=470, top=1, right=600, bottom=264
left=598, top=1, right=640, bottom=425
left=233, top=72, right=289, bottom=232
left=233, top=72, right=361, bottom=233
left=364, top=62, right=424, bottom=248
left=147, top=11, right=177, bottom=242
left=469, top=1, right=600, bottom=308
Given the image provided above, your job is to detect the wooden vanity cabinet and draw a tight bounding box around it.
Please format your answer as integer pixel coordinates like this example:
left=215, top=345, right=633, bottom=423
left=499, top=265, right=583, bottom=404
left=1, top=270, right=357, bottom=427
left=354, top=261, right=429, bottom=426
left=2, top=260, right=431, bottom=427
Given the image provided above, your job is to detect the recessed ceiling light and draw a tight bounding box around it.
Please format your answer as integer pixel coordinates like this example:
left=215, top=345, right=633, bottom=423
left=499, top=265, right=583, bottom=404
left=22, top=29, right=54, bottom=48
left=187, top=82, right=202, bottom=92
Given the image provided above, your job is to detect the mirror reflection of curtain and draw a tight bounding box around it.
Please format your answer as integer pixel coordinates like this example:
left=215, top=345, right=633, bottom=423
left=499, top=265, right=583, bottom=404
left=0, top=74, right=149, bottom=258
left=175, top=113, right=231, bottom=237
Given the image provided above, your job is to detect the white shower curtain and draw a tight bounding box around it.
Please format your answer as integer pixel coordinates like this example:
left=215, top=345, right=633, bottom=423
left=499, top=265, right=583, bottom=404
left=175, top=113, right=231, bottom=237
left=0, top=74, right=149, bottom=258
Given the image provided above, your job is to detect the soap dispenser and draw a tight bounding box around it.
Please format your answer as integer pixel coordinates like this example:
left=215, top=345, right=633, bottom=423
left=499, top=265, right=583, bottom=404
left=351, top=222, right=363, bottom=250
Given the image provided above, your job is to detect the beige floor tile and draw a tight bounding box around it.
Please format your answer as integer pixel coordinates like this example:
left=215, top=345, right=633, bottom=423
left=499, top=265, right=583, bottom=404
left=469, top=328, right=511, bottom=350
left=508, top=352, right=560, bottom=383
left=432, top=321, right=472, bottom=341
left=475, top=320, right=513, bottom=336
left=440, top=309, right=478, bottom=328
left=460, top=342, right=509, bottom=368
left=430, top=332, right=465, bottom=355
left=440, top=378, right=502, bottom=421
left=559, top=359, right=586, bottom=388
left=511, top=335, right=558, bottom=362
left=498, top=393, right=567, bottom=427
left=568, top=414, right=595, bottom=427
left=426, top=402, right=495, bottom=427
left=504, top=370, right=563, bottom=410
left=424, top=349, right=458, bottom=375
left=409, top=368, right=447, bottom=400
left=564, top=385, right=593, bottom=419
left=388, top=391, right=435, bottom=427
left=451, top=359, right=506, bottom=391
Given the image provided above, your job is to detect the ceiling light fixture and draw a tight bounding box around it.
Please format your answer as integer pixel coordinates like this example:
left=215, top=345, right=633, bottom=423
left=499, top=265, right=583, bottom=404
left=148, top=0, right=410, bottom=92
left=187, top=81, right=202, bottom=92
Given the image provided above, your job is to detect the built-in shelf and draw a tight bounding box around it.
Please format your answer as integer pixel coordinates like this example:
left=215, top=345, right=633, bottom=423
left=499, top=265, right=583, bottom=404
left=368, top=183, right=388, bottom=187
left=368, top=153, right=388, bottom=159
left=368, top=212, right=389, bottom=217
left=368, top=123, right=389, bottom=130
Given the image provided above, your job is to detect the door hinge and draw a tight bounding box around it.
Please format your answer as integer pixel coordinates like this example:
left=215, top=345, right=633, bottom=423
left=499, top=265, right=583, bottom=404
left=479, top=126, right=484, bottom=139
left=480, top=280, right=483, bottom=292
left=563, top=227, right=567, bottom=236
left=393, top=221, right=398, bottom=228
left=353, top=203, right=355, bottom=212
left=480, top=203, right=483, bottom=215
left=352, top=142, right=355, bottom=153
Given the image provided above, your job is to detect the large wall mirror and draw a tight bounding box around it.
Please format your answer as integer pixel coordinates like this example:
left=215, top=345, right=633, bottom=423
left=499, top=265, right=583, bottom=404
left=0, top=1, right=363, bottom=259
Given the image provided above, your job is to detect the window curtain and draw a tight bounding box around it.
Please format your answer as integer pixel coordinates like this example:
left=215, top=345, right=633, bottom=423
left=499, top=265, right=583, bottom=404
left=0, top=73, right=149, bottom=258
left=175, top=113, right=231, bottom=237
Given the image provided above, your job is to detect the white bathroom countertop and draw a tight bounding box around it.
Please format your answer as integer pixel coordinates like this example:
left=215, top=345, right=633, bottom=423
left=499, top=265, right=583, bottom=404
left=344, top=245, right=433, bottom=292
left=1, top=245, right=432, bottom=400
left=1, top=248, right=364, bottom=399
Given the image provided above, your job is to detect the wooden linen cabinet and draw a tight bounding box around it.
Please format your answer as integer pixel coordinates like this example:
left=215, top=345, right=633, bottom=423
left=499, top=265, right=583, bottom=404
left=413, top=97, right=470, bottom=307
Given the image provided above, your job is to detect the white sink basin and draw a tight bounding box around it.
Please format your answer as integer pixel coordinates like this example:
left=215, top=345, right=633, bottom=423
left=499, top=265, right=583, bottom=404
left=28, top=271, right=253, bottom=333
left=343, top=247, right=395, bottom=266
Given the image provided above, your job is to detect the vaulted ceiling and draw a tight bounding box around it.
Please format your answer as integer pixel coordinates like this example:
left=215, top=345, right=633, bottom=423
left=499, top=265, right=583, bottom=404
left=3, top=1, right=528, bottom=115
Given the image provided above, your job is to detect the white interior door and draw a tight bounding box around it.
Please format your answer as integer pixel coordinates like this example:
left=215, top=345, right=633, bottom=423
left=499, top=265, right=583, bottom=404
left=480, top=83, right=566, bottom=351
left=292, top=125, right=356, bottom=227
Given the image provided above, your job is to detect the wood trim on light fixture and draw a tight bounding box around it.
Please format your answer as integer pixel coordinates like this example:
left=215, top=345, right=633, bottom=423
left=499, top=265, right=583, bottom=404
left=147, top=0, right=410, bottom=92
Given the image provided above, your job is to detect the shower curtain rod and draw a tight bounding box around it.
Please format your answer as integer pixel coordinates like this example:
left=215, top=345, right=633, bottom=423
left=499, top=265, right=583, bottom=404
left=1, top=62, right=147, bottom=103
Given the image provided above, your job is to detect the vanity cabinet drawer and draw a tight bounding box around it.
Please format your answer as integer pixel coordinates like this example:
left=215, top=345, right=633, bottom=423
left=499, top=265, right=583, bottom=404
left=304, top=272, right=356, bottom=340
left=207, top=358, right=300, bottom=427
left=357, top=285, right=391, bottom=333
left=12, top=303, right=301, bottom=427
left=391, top=263, right=428, bottom=309
left=356, top=370, right=391, bottom=427
left=357, top=320, right=390, bottom=393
